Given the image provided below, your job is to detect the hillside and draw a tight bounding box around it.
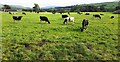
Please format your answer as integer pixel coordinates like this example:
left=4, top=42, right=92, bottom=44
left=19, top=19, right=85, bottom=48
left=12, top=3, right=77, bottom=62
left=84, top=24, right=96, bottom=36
left=0, top=4, right=31, bottom=10
left=90, top=2, right=118, bottom=9
left=54, top=1, right=119, bottom=12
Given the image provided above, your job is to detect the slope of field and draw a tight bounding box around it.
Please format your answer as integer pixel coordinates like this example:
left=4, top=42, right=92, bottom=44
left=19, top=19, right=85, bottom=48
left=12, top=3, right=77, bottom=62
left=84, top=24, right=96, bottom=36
left=1, top=12, right=119, bottom=60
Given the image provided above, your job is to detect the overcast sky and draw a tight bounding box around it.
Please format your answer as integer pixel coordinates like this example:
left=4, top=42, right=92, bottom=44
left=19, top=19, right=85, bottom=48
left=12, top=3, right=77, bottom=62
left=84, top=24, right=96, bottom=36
left=0, top=0, right=116, bottom=8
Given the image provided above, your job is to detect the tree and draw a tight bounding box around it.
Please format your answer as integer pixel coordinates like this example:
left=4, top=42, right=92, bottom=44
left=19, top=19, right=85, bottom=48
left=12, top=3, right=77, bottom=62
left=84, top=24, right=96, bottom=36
left=2, top=5, right=11, bottom=12
left=33, top=3, right=40, bottom=13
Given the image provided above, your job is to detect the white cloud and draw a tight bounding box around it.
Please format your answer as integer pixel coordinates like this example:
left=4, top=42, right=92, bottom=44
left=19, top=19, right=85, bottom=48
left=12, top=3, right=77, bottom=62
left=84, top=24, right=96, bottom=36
left=0, top=0, right=116, bottom=8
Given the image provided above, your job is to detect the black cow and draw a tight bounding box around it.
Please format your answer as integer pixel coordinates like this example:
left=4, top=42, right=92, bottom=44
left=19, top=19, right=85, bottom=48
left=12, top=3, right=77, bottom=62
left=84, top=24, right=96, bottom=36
left=40, top=16, right=50, bottom=24
left=100, top=14, right=104, bottom=15
left=62, top=15, right=68, bottom=18
left=22, top=12, right=26, bottom=15
left=110, top=16, right=114, bottom=19
left=85, top=13, right=90, bottom=15
left=93, top=14, right=101, bottom=19
left=52, top=12, right=56, bottom=14
left=13, top=16, right=23, bottom=21
left=59, top=12, right=63, bottom=14
left=81, top=19, right=89, bottom=32
left=9, top=12, right=12, bottom=14
left=77, top=12, right=82, bottom=15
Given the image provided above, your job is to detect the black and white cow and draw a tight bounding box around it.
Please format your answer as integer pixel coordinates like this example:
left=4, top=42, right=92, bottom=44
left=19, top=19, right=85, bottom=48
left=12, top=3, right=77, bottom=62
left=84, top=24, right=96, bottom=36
left=110, top=16, right=114, bottom=19
left=62, top=15, right=68, bottom=18
left=81, top=19, right=89, bottom=32
left=93, top=14, right=101, bottom=19
left=13, top=16, right=23, bottom=21
left=40, top=16, right=50, bottom=24
left=63, top=17, right=74, bottom=24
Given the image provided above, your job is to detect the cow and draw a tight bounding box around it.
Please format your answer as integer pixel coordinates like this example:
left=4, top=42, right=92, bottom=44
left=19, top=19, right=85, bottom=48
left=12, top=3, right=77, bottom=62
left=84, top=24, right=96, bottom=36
left=77, top=12, right=82, bottom=15
left=81, top=19, right=89, bottom=32
left=22, top=12, right=26, bottom=15
left=100, top=14, right=104, bottom=15
left=110, top=16, right=114, bottom=19
left=9, top=12, right=12, bottom=14
left=62, top=15, right=68, bottom=18
left=85, top=13, right=90, bottom=15
left=37, top=11, right=39, bottom=14
left=13, top=16, right=23, bottom=21
left=40, top=16, right=50, bottom=24
left=93, top=14, right=101, bottom=19
left=52, top=12, right=56, bottom=14
left=63, top=17, right=74, bottom=24
left=59, top=12, right=63, bottom=14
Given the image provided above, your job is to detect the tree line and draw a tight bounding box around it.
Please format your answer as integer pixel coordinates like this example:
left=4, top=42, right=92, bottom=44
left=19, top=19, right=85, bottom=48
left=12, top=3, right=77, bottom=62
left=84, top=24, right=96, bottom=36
left=1, top=2, right=120, bottom=13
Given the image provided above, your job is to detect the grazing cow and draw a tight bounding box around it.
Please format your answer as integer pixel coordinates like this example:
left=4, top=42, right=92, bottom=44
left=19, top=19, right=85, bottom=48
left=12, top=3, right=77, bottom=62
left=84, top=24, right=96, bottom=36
left=37, top=11, right=39, bottom=14
left=63, top=17, right=74, bottom=24
left=77, top=12, right=82, bottom=15
left=81, top=19, right=89, bottom=32
left=85, top=13, right=90, bottom=15
left=100, top=14, right=104, bottom=15
left=93, top=14, right=101, bottom=19
left=62, top=15, right=68, bottom=18
left=13, top=16, right=23, bottom=21
left=22, top=12, right=26, bottom=15
left=9, top=12, right=12, bottom=14
left=52, top=12, right=56, bottom=14
left=40, top=16, right=50, bottom=24
left=110, top=16, right=114, bottom=19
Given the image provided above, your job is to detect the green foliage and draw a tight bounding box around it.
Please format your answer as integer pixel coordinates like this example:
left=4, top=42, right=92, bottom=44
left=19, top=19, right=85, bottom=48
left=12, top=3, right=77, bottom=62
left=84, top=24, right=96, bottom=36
left=33, top=3, right=40, bottom=12
left=1, top=12, right=119, bottom=60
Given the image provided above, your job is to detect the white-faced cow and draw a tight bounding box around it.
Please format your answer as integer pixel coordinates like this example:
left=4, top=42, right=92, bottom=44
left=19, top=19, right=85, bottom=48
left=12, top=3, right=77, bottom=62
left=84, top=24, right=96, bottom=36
left=13, top=16, right=23, bottom=21
left=63, top=17, right=74, bottom=24
left=40, top=16, right=50, bottom=24
left=93, top=14, right=101, bottom=19
left=81, top=19, right=89, bottom=32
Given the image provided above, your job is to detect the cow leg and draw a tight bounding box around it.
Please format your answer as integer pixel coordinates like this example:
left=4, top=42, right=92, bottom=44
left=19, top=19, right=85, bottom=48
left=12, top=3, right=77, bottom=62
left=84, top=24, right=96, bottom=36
left=40, top=20, right=42, bottom=24
left=72, top=20, right=74, bottom=25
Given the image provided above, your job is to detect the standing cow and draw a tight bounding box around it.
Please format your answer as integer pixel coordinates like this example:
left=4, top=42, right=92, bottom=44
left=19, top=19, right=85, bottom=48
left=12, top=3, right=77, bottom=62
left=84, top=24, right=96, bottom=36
left=81, top=19, right=89, bottom=32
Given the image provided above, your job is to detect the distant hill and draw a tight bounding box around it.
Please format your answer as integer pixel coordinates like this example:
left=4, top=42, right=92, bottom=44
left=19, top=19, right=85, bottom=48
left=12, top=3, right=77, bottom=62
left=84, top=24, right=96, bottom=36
left=0, top=4, right=32, bottom=10
left=55, top=1, right=118, bottom=9
left=90, top=2, right=118, bottom=9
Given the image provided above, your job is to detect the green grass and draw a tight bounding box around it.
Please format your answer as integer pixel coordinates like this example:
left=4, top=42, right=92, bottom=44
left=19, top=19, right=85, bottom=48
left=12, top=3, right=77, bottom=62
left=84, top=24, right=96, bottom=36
left=0, top=12, right=119, bottom=60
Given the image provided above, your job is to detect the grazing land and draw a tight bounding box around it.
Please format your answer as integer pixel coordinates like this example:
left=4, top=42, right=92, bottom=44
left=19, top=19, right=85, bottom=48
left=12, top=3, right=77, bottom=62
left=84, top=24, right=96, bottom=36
left=1, top=12, right=119, bottom=60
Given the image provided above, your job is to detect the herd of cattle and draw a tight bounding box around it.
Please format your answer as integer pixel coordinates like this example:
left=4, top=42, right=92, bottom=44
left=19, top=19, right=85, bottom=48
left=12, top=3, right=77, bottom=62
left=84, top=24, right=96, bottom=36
left=8, top=12, right=115, bottom=32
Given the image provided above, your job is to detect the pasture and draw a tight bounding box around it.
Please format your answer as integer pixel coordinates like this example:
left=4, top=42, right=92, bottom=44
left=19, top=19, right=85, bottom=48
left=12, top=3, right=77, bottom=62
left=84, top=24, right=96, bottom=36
left=1, top=12, right=119, bottom=60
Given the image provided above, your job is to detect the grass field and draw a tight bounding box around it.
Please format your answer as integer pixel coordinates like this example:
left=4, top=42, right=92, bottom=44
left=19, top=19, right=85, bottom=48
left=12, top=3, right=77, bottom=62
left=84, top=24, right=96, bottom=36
left=0, top=12, right=119, bottom=60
